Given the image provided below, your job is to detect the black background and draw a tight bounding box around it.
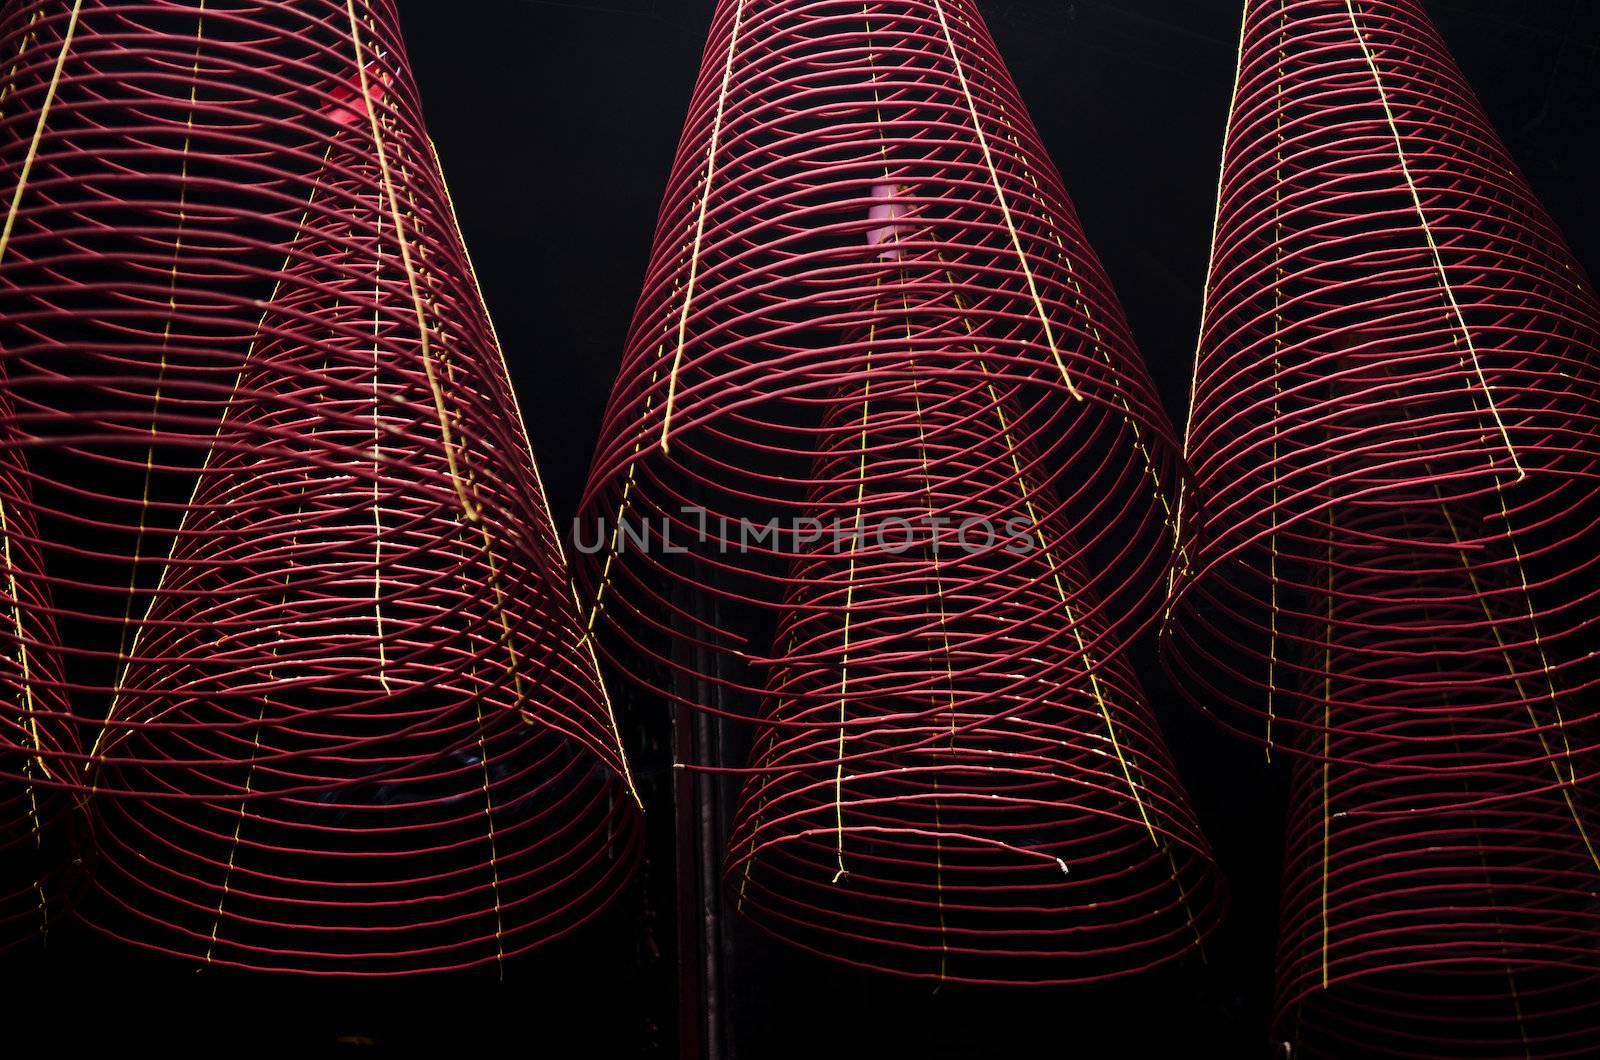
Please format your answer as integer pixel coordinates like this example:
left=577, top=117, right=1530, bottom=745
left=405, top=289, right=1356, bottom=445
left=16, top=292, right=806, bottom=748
left=9, top=0, right=1596, bottom=1055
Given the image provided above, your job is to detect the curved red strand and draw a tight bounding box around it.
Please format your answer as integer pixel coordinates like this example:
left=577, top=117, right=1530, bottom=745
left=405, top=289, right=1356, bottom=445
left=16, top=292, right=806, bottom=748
left=1166, top=1, right=1600, bottom=1052
left=0, top=0, right=639, bottom=972
left=1272, top=498, right=1600, bottom=1057
left=578, top=0, right=1221, bottom=981
left=1167, top=0, right=1600, bottom=765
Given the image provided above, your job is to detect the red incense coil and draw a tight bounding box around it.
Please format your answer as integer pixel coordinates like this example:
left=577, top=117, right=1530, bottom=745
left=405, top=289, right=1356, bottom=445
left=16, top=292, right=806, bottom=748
left=1165, top=0, right=1600, bottom=768
left=1272, top=500, right=1600, bottom=1058
left=576, top=0, right=1186, bottom=718
left=1163, top=1, right=1600, bottom=1048
left=574, top=0, right=1217, bottom=980
left=0, top=0, right=638, bottom=972
left=723, top=365, right=1220, bottom=983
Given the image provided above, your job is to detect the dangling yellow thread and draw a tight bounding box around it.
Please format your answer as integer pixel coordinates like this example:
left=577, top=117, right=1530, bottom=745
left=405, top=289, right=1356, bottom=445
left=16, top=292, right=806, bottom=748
left=1344, top=0, right=1522, bottom=479
left=370, top=173, right=394, bottom=693
left=1170, top=2, right=1250, bottom=597
left=0, top=496, right=45, bottom=781
left=0, top=0, right=83, bottom=269
left=467, top=653, right=508, bottom=975
left=929, top=0, right=1077, bottom=399
left=0, top=491, right=50, bottom=934
left=1266, top=0, right=1290, bottom=760
left=832, top=355, right=873, bottom=885
left=661, top=0, right=747, bottom=452
left=346, top=1, right=478, bottom=520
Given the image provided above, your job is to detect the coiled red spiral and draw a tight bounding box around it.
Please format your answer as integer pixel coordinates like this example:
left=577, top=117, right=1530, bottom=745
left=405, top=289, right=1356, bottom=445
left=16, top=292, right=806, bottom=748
left=723, top=366, right=1219, bottom=983
left=1166, top=0, right=1600, bottom=768
left=0, top=0, right=639, bottom=972
left=1164, top=0, right=1600, bottom=1052
left=577, top=0, right=1219, bottom=979
left=1272, top=499, right=1600, bottom=1058
left=578, top=0, right=1187, bottom=711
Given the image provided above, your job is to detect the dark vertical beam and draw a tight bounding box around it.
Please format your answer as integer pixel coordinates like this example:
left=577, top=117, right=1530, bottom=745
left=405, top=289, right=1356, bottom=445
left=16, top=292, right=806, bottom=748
left=673, top=702, right=734, bottom=1060
left=672, top=699, right=709, bottom=1060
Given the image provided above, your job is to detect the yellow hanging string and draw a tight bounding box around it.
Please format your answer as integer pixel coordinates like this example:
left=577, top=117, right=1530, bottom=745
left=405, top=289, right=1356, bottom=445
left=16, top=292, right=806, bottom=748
left=661, top=0, right=747, bottom=452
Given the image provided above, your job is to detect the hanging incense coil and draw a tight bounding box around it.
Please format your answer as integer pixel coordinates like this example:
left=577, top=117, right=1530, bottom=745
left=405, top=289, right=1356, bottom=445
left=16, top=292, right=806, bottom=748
left=1166, top=0, right=1600, bottom=772
left=723, top=364, right=1220, bottom=983
left=576, top=0, right=1218, bottom=981
left=1166, top=1, right=1600, bottom=1049
left=0, top=0, right=638, bottom=972
left=576, top=0, right=1186, bottom=718
left=1272, top=498, right=1600, bottom=1058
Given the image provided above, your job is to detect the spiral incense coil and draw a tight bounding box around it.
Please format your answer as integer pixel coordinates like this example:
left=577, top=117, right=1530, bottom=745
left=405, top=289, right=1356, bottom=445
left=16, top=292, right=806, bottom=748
left=575, top=0, right=1185, bottom=717
left=0, top=0, right=639, bottom=972
left=1165, top=0, right=1600, bottom=765
left=1273, top=501, right=1600, bottom=1058
left=1166, top=1, right=1600, bottom=1046
left=723, top=365, right=1220, bottom=983
left=1280, top=746, right=1600, bottom=1059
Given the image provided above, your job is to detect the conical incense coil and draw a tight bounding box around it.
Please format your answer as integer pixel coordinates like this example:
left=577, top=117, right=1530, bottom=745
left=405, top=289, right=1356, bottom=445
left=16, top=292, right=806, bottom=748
left=576, top=0, right=1184, bottom=717
left=0, top=0, right=638, bottom=972
left=1273, top=499, right=1600, bottom=1058
left=1164, top=0, right=1600, bottom=765
left=724, top=365, right=1219, bottom=983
